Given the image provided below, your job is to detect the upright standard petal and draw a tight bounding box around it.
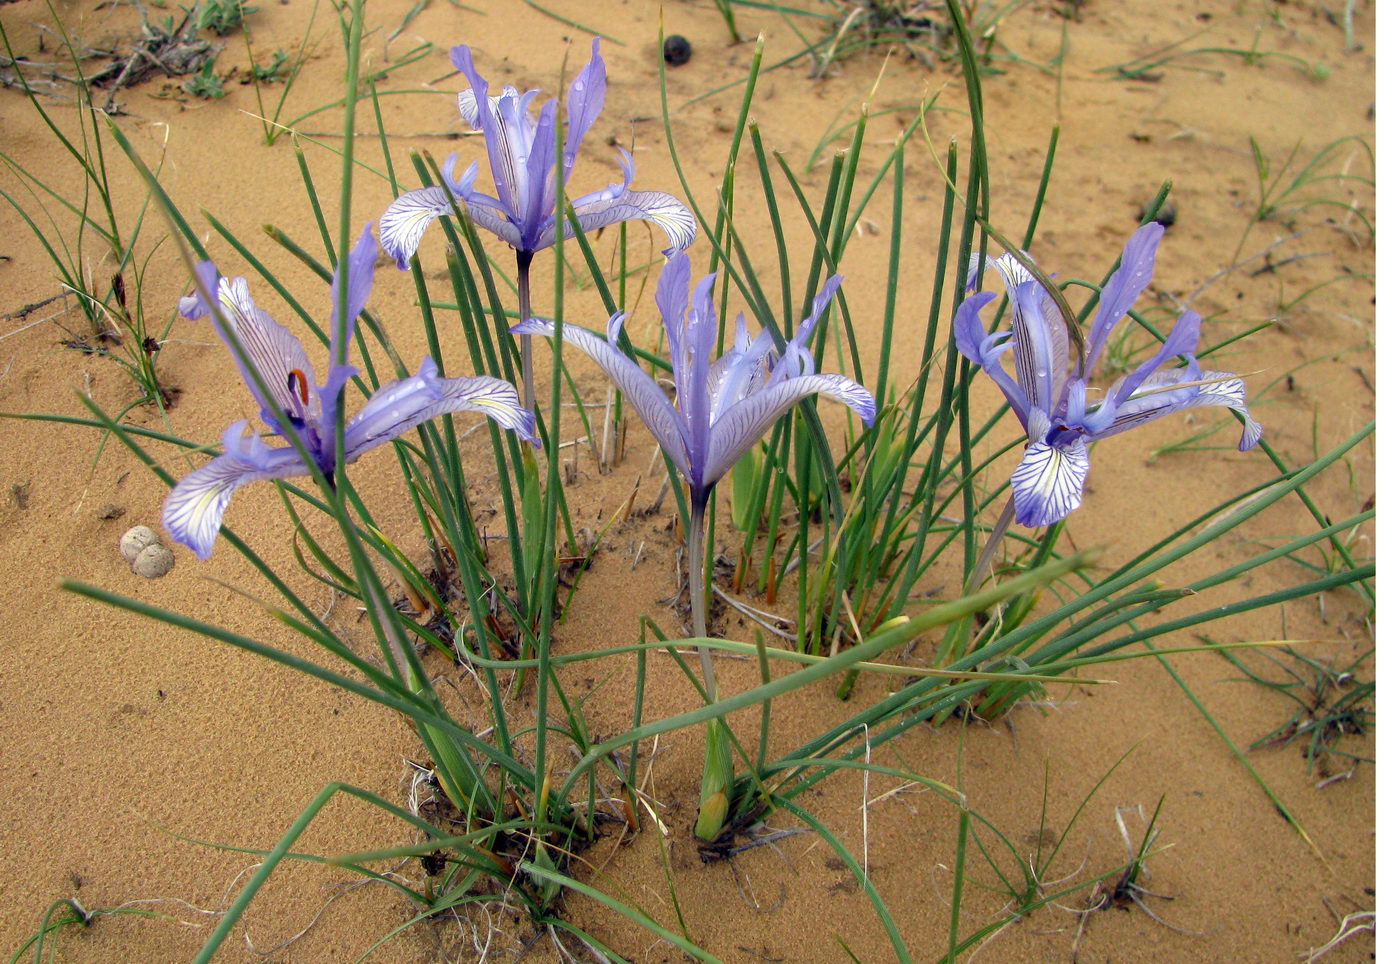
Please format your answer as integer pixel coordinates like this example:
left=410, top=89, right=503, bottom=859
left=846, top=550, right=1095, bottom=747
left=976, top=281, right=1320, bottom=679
left=562, top=37, right=606, bottom=180
left=1009, top=437, right=1091, bottom=528
left=702, top=373, right=875, bottom=487
left=511, top=317, right=689, bottom=471
left=1084, top=222, right=1163, bottom=376
left=452, top=44, right=522, bottom=213
left=329, top=223, right=378, bottom=360
left=162, top=422, right=307, bottom=560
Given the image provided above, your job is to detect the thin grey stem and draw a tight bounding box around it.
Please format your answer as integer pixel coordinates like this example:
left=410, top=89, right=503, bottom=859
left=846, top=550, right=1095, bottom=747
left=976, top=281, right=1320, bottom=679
left=967, top=498, right=1017, bottom=592
left=516, top=250, right=536, bottom=413
left=689, top=489, right=718, bottom=702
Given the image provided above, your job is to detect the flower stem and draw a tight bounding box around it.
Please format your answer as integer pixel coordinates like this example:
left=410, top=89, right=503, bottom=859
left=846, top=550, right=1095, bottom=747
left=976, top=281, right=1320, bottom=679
left=689, top=487, right=717, bottom=702
left=516, top=250, right=536, bottom=413
left=966, top=498, right=1017, bottom=593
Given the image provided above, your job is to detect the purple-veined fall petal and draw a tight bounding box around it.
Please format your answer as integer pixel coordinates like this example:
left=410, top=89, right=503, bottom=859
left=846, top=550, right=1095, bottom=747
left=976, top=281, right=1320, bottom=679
left=1010, top=437, right=1091, bottom=527
left=510, top=317, right=689, bottom=471
left=703, top=373, right=875, bottom=487
left=163, top=422, right=308, bottom=560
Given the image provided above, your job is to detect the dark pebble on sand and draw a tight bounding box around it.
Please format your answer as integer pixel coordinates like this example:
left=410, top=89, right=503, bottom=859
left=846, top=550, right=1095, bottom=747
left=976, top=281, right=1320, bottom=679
left=663, top=35, right=692, bottom=66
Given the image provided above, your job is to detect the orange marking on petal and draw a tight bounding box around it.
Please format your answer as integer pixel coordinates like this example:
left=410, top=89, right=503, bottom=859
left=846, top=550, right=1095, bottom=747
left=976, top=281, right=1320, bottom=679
left=288, top=368, right=310, bottom=406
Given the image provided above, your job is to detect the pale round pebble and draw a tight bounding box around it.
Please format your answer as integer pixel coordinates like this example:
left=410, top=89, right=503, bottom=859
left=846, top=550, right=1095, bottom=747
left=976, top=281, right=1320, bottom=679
left=132, top=544, right=175, bottom=578
left=120, top=525, right=161, bottom=563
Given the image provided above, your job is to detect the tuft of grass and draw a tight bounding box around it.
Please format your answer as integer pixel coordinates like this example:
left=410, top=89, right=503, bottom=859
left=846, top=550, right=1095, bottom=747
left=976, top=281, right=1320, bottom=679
left=1217, top=643, right=1374, bottom=781
left=247, top=48, right=289, bottom=83
left=1068, top=798, right=1202, bottom=959
left=0, top=16, right=178, bottom=409
left=183, top=58, right=229, bottom=98
left=190, top=0, right=258, bottom=36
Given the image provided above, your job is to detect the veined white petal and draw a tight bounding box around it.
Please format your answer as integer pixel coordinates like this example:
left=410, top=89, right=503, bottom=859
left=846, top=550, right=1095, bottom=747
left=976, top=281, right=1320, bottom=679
left=162, top=438, right=306, bottom=559
left=379, top=187, right=455, bottom=269
left=565, top=189, right=697, bottom=255
left=1010, top=438, right=1090, bottom=527
left=345, top=360, right=538, bottom=455
left=511, top=318, right=690, bottom=475
left=703, top=373, right=875, bottom=487
left=200, top=274, right=320, bottom=428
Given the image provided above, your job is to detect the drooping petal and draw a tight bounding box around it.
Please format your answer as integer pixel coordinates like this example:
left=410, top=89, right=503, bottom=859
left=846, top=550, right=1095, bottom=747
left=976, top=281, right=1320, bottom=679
left=511, top=317, right=690, bottom=473
left=562, top=37, right=606, bottom=182
left=345, top=357, right=538, bottom=457
left=379, top=187, right=455, bottom=270
left=952, top=290, right=1031, bottom=427
left=1084, top=222, right=1163, bottom=376
left=560, top=188, right=697, bottom=256
left=183, top=270, right=321, bottom=432
left=702, top=373, right=875, bottom=487
left=328, top=223, right=377, bottom=366
left=1010, top=437, right=1090, bottom=527
left=1090, top=367, right=1262, bottom=450
left=162, top=422, right=307, bottom=559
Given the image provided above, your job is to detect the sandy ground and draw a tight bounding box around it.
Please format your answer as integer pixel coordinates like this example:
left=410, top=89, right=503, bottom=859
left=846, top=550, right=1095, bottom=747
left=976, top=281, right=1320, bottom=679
left=0, top=0, right=1375, bottom=961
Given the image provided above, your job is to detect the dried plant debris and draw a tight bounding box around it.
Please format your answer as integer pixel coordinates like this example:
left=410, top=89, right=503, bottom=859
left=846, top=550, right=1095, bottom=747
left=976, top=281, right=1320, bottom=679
left=1, top=8, right=218, bottom=109
left=811, top=0, right=950, bottom=77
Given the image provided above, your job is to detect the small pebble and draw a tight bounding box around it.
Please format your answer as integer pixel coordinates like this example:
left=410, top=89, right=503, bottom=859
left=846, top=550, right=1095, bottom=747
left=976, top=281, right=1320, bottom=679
left=133, top=543, right=175, bottom=578
left=663, top=34, right=692, bottom=67
left=120, top=525, right=161, bottom=563
left=98, top=503, right=127, bottom=520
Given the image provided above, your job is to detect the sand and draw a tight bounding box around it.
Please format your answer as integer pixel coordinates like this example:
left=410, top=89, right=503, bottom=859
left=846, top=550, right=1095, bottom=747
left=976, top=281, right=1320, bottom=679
left=0, top=0, right=1375, bottom=961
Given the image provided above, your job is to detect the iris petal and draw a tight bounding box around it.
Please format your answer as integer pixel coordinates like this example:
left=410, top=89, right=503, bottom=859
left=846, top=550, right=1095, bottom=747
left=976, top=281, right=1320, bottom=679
left=703, top=373, right=875, bottom=487
left=510, top=317, right=690, bottom=474
left=563, top=189, right=698, bottom=256
left=563, top=38, right=606, bottom=180
left=184, top=273, right=321, bottom=431
left=328, top=224, right=378, bottom=361
left=1084, top=222, right=1163, bottom=376
left=1094, top=367, right=1262, bottom=450
left=346, top=358, right=539, bottom=455
left=162, top=427, right=307, bottom=560
left=379, top=187, right=455, bottom=269
left=1010, top=438, right=1090, bottom=527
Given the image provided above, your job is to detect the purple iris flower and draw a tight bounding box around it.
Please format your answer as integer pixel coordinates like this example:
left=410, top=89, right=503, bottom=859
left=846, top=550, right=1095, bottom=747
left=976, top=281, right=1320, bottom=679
left=954, top=222, right=1263, bottom=528
left=511, top=252, right=876, bottom=506
left=378, top=38, right=697, bottom=268
left=163, top=224, right=539, bottom=559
